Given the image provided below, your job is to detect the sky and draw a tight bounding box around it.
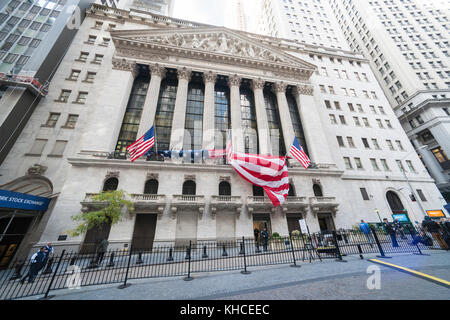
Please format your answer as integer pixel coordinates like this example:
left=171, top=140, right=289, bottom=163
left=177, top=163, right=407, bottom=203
left=172, top=0, right=231, bottom=27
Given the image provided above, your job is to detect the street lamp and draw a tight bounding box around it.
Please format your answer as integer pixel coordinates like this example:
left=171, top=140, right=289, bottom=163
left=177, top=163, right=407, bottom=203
left=399, top=145, right=429, bottom=223
left=374, top=209, right=382, bottom=223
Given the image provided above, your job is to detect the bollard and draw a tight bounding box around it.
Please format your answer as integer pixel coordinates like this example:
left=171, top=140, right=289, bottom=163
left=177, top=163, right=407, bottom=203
left=9, top=261, right=24, bottom=280
left=185, top=246, right=191, bottom=260
left=107, top=251, right=115, bottom=267
left=239, top=242, right=244, bottom=255
left=332, top=231, right=347, bottom=262
left=42, top=257, right=54, bottom=275
left=371, top=225, right=391, bottom=258
left=222, top=244, right=228, bottom=257
left=136, top=252, right=143, bottom=265
left=202, top=245, right=208, bottom=259
left=240, top=237, right=251, bottom=275
left=290, top=235, right=301, bottom=268
left=357, top=244, right=364, bottom=259
left=167, top=247, right=174, bottom=262
left=118, top=246, right=133, bottom=289
left=184, top=241, right=194, bottom=281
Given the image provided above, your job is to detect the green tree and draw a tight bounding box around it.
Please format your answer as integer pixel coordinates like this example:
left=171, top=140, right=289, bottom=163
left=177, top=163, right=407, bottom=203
left=69, top=190, right=134, bottom=237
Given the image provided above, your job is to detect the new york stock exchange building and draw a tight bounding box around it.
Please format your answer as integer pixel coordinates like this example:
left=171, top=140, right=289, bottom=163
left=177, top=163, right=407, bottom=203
left=0, top=3, right=446, bottom=263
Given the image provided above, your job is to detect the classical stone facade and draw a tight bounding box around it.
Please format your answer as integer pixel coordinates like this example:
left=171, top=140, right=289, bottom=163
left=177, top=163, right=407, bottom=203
left=0, top=4, right=446, bottom=257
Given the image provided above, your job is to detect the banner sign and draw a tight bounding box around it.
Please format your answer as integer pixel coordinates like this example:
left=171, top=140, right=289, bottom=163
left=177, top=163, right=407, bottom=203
left=426, top=210, right=446, bottom=218
left=298, top=219, right=308, bottom=234
left=392, top=213, right=409, bottom=222
left=0, top=189, right=50, bottom=211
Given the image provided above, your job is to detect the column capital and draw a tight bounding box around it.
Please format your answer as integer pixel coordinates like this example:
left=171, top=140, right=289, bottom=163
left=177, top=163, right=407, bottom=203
left=251, top=78, right=265, bottom=91
left=112, top=58, right=138, bottom=78
left=149, top=63, right=166, bottom=78
left=177, top=67, right=192, bottom=81
left=228, top=74, right=242, bottom=87
left=203, top=71, right=217, bottom=84
left=273, top=81, right=288, bottom=93
left=293, top=84, right=314, bottom=96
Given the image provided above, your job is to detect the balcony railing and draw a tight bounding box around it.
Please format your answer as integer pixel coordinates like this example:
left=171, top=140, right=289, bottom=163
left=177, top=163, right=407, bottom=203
left=210, top=196, right=243, bottom=216
left=309, top=197, right=339, bottom=215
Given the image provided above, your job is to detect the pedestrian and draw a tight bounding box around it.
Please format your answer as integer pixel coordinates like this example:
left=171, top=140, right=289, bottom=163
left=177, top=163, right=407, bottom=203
left=359, top=220, right=374, bottom=246
left=254, top=228, right=260, bottom=247
left=383, top=218, right=399, bottom=247
left=42, top=242, right=55, bottom=274
left=20, top=247, right=46, bottom=284
left=422, top=216, right=448, bottom=250
left=409, top=231, right=433, bottom=247
left=393, top=219, right=406, bottom=239
left=96, top=238, right=109, bottom=264
left=260, top=227, right=269, bottom=252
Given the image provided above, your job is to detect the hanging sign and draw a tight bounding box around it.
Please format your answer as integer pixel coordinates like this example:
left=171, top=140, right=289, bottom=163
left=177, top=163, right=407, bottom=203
left=0, top=189, right=50, bottom=211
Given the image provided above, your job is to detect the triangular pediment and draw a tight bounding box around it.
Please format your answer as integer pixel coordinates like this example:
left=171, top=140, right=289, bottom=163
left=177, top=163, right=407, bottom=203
left=110, top=27, right=316, bottom=73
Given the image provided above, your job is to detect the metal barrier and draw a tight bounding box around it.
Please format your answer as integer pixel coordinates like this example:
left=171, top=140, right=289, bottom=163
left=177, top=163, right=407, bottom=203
left=0, top=226, right=446, bottom=300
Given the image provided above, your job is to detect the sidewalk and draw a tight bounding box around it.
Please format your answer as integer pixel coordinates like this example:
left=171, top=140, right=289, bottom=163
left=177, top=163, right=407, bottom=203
left=20, top=251, right=450, bottom=300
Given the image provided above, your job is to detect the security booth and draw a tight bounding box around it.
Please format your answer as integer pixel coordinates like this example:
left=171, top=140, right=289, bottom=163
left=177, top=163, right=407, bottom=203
left=0, top=189, right=51, bottom=269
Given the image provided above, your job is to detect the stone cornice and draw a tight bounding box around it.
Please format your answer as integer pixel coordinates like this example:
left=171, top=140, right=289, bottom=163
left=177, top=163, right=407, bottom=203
left=67, top=157, right=344, bottom=177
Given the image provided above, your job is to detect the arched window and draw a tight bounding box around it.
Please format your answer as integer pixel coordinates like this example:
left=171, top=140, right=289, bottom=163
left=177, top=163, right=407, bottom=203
left=144, top=179, right=158, bottom=194
left=219, top=181, right=231, bottom=196
left=253, top=185, right=264, bottom=197
left=182, top=180, right=196, bottom=195
left=313, top=184, right=323, bottom=197
left=288, top=184, right=296, bottom=197
left=103, top=178, right=118, bottom=192
left=386, top=191, right=404, bottom=212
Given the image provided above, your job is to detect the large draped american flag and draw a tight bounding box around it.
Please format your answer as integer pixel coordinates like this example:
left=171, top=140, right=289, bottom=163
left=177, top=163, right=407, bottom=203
left=226, top=134, right=289, bottom=207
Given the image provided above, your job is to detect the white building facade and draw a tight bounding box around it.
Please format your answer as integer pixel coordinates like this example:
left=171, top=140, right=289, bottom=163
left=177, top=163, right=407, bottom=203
left=327, top=0, right=450, bottom=202
left=0, top=3, right=446, bottom=261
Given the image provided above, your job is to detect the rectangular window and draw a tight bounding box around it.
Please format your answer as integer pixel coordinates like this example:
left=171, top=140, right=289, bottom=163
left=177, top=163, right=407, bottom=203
left=348, top=103, right=355, bottom=111
left=396, top=160, right=405, bottom=171
left=370, top=158, right=380, bottom=171
left=416, top=189, right=427, bottom=201
left=64, top=114, right=78, bottom=129
left=68, top=69, right=80, bottom=81
left=376, top=119, right=384, bottom=128
left=325, top=100, right=332, bottom=109
left=49, top=140, right=67, bottom=157
left=334, top=101, right=341, bottom=110
left=77, top=52, right=89, bottom=62
left=329, top=114, right=337, bottom=124
left=372, top=139, right=381, bottom=149
left=362, top=118, right=370, bottom=127
left=385, top=120, right=393, bottom=128
left=353, top=116, right=361, bottom=126
left=18, top=36, right=31, bottom=46
left=45, top=113, right=60, bottom=127
left=57, top=90, right=71, bottom=102
left=355, top=157, right=363, bottom=169
left=395, top=140, right=405, bottom=151
left=381, top=159, right=390, bottom=171
left=28, top=139, right=47, bottom=155
left=92, top=54, right=103, bottom=64
left=29, top=39, right=41, bottom=48
left=347, top=137, right=355, bottom=148
left=16, top=55, right=30, bottom=65
left=85, top=72, right=96, bottom=83
left=87, top=35, right=96, bottom=44
left=362, top=138, right=370, bottom=149
left=74, top=91, right=88, bottom=104
left=344, top=157, right=353, bottom=169
left=406, top=160, right=416, bottom=172
left=339, top=115, right=346, bottom=125
left=337, top=136, right=345, bottom=147
left=360, top=188, right=370, bottom=200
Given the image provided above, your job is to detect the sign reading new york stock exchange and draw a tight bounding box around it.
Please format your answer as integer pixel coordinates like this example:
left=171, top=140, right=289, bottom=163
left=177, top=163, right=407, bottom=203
left=0, top=189, right=50, bottom=212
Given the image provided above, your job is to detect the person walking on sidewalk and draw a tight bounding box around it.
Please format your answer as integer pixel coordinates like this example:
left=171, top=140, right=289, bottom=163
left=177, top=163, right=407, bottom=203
left=422, top=216, right=448, bottom=250
left=96, top=238, right=109, bottom=264
left=383, top=218, right=399, bottom=247
left=20, top=247, right=46, bottom=284
left=260, top=228, right=269, bottom=252
left=359, top=220, right=374, bottom=246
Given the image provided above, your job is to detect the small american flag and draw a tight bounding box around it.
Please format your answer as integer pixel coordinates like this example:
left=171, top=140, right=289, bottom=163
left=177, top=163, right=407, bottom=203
left=127, top=126, right=155, bottom=162
left=289, top=137, right=310, bottom=169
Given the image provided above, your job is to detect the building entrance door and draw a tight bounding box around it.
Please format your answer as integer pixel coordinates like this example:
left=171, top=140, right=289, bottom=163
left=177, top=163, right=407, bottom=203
left=0, top=216, right=33, bottom=269
left=317, top=213, right=335, bottom=232
left=252, top=213, right=272, bottom=238
left=131, top=214, right=157, bottom=251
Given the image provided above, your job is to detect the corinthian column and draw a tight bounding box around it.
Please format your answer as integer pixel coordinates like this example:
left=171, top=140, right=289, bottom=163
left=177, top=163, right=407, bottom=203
left=293, top=85, right=334, bottom=164
left=274, top=82, right=295, bottom=154
left=228, top=74, right=244, bottom=153
left=252, top=78, right=272, bottom=155
left=136, top=64, right=166, bottom=138
left=411, top=135, right=447, bottom=184
left=169, top=67, right=192, bottom=151
left=202, top=71, right=217, bottom=151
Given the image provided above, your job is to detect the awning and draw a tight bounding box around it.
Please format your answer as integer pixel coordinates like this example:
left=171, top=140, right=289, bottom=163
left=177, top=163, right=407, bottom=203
left=0, top=189, right=50, bottom=212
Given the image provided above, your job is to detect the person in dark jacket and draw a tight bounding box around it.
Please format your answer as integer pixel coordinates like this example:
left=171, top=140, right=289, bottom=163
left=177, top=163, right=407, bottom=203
left=422, top=216, right=448, bottom=249
left=393, top=219, right=406, bottom=239
left=383, top=218, right=399, bottom=247
left=260, top=228, right=269, bottom=252
left=20, top=247, right=46, bottom=284
left=254, top=228, right=260, bottom=247
left=96, top=238, right=109, bottom=264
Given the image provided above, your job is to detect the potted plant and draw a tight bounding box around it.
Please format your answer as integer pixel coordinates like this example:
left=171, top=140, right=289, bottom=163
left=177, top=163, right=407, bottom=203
left=270, top=232, right=284, bottom=251
left=290, top=230, right=303, bottom=248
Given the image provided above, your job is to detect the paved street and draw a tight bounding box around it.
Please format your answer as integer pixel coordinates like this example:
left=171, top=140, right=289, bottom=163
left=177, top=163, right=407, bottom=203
left=20, top=251, right=450, bottom=300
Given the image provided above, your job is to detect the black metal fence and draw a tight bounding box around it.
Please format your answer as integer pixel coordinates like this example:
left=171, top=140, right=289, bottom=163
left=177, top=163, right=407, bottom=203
left=0, top=225, right=447, bottom=300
